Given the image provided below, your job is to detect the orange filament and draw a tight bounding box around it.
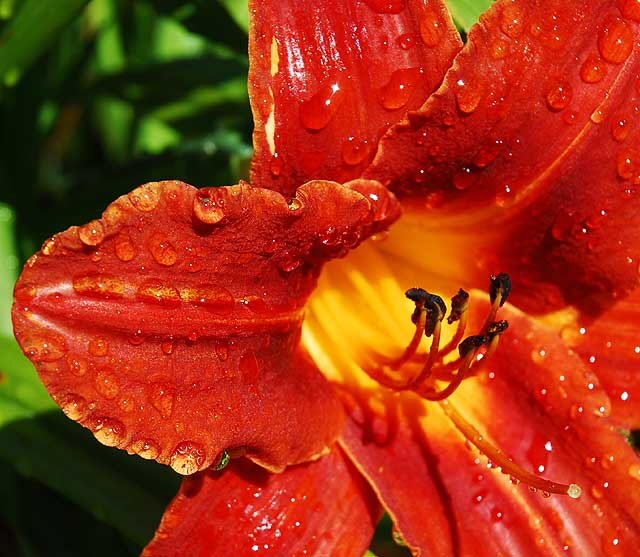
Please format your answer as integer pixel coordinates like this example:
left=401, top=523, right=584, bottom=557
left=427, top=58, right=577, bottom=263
left=386, top=308, right=427, bottom=370
left=438, top=311, right=468, bottom=359
left=407, top=320, right=442, bottom=388
left=439, top=399, right=582, bottom=499
left=364, top=274, right=581, bottom=499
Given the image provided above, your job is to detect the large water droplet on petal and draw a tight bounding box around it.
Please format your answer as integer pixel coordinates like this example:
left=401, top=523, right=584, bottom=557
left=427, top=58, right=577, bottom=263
left=61, top=394, right=89, bottom=421
left=128, top=183, right=161, bottom=212
left=78, top=220, right=105, bottom=246
left=546, top=82, right=572, bottom=111
left=499, top=3, right=525, bottom=38
left=598, top=17, right=633, bottom=64
left=379, top=68, right=422, bottom=110
left=299, top=75, right=346, bottom=131
left=147, top=232, right=178, bottom=266
left=136, top=279, right=181, bottom=307
left=94, top=368, right=120, bottom=400
left=580, top=54, right=606, bottom=83
left=149, top=382, right=175, bottom=419
left=92, top=417, right=126, bottom=447
left=73, top=274, right=125, bottom=299
left=114, top=227, right=137, bottom=262
left=170, top=441, right=206, bottom=475
left=129, top=438, right=161, bottom=460
left=419, top=9, right=445, bottom=46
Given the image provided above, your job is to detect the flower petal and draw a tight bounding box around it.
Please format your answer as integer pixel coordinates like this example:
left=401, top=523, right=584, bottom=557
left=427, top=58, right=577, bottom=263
left=565, top=287, right=640, bottom=428
left=12, top=179, right=398, bottom=474
left=340, top=302, right=640, bottom=556
left=142, top=447, right=381, bottom=557
left=248, top=0, right=462, bottom=196
left=365, top=0, right=640, bottom=314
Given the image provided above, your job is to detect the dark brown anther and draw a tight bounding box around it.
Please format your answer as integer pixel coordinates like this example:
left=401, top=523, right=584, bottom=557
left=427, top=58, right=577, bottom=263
left=448, top=289, right=469, bottom=324
left=458, top=335, right=488, bottom=358
left=424, top=293, right=446, bottom=337
left=486, top=320, right=509, bottom=339
left=489, top=273, right=512, bottom=307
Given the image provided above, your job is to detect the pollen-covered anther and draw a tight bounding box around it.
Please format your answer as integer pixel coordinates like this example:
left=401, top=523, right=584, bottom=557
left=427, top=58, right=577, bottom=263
left=484, top=272, right=511, bottom=331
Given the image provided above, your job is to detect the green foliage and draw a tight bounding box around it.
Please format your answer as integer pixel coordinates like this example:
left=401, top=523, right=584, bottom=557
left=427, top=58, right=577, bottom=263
left=0, top=1, right=488, bottom=555
left=446, top=0, right=493, bottom=31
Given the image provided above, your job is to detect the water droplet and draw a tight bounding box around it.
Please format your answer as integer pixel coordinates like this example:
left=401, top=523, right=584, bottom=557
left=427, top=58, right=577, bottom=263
left=598, top=17, right=633, bottom=64
left=147, top=232, right=177, bottom=266
left=149, top=382, right=175, bottom=419
left=185, top=284, right=235, bottom=314
left=473, top=140, right=502, bottom=168
left=616, top=148, right=637, bottom=179
left=66, top=356, right=87, bottom=376
left=489, top=38, right=510, bottom=59
left=114, top=228, right=137, bottom=261
left=611, top=117, right=630, bottom=142
left=299, top=75, right=346, bottom=131
left=546, top=82, right=572, bottom=111
left=379, top=67, right=421, bottom=110
left=628, top=462, right=640, bottom=480
left=88, top=336, right=108, bottom=357
left=492, top=508, right=505, bottom=522
left=341, top=136, right=371, bottom=165
left=455, top=78, right=484, bottom=114
left=78, top=220, right=105, bottom=246
left=92, top=417, right=126, bottom=447
left=129, top=439, right=160, bottom=460
left=61, top=394, right=89, bottom=421
left=363, top=0, right=405, bottom=14
left=397, top=33, right=416, bottom=49
left=580, top=54, right=606, bottom=83
left=419, top=9, right=444, bottom=46
left=73, top=273, right=125, bottom=299
left=472, top=489, right=487, bottom=504
left=563, top=110, right=578, bottom=125
left=94, top=369, right=120, bottom=399
left=170, top=441, right=206, bottom=475
left=41, top=237, right=57, bottom=256
left=136, top=279, right=181, bottom=307
left=128, top=183, right=161, bottom=212
left=526, top=432, right=551, bottom=475
left=22, top=332, right=67, bottom=362
left=619, top=0, right=640, bottom=21
left=499, top=3, right=525, bottom=38
left=193, top=189, right=226, bottom=224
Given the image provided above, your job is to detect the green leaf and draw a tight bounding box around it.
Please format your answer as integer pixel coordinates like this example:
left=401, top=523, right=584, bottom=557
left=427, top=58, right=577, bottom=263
left=0, top=203, right=17, bottom=337
left=0, top=0, right=90, bottom=87
left=445, top=0, right=492, bottom=31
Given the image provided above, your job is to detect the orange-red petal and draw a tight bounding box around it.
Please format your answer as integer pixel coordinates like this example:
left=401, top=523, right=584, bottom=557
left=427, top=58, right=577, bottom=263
left=12, top=179, right=399, bottom=474
left=341, top=300, right=640, bottom=556
left=142, top=447, right=381, bottom=557
left=248, top=0, right=461, bottom=196
left=567, top=287, right=640, bottom=428
left=365, top=0, right=640, bottom=314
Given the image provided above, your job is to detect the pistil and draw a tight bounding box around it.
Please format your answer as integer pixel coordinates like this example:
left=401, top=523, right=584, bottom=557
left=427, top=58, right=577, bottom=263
left=364, top=273, right=582, bottom=499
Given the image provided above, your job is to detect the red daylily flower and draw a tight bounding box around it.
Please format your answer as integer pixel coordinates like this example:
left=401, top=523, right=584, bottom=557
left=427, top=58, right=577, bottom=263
left=11, top=0, right=640, bottom=555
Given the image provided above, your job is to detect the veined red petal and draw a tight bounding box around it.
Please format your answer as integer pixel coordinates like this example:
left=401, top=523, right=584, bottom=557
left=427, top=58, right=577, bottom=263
left=12, top=179, right=399, bottom=474
left=341, top=301, right=640, bottom=556
left=248, top=0, right=461, bottom=196
left=565, top=287, right=640, bottom=428
left=365, top=0, right=640, bottom=314
left=142, top=447, right=381, bottom=557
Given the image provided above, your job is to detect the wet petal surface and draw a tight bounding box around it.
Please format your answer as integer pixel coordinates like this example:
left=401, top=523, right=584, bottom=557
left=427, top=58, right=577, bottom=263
left=365, top=0, right=640, bottom=314
left=143, top=446, right=380, bottom=557
left=12, top=179, right=399, bottom=473
left=249, top=0, right=461, bottom=196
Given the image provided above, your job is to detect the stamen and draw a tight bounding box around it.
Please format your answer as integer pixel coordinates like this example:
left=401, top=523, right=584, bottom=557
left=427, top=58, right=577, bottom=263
left=483, top=273, right=512, bottom=332
left=439, top=398, right=582, bottom=499
left=438, top=289, right=469, bottom=358
left=416, top=335, right=486, bottom=401
left=471, top=320, right=509, bottom=373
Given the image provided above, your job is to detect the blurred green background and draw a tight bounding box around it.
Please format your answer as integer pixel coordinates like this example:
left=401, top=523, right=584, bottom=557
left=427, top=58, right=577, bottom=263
left=0, top=1, right=490, bottom=555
